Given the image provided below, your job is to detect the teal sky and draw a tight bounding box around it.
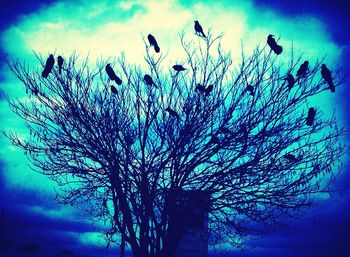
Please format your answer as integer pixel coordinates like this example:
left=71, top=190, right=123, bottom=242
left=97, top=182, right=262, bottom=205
left=0, top=0, right=349, bottom=256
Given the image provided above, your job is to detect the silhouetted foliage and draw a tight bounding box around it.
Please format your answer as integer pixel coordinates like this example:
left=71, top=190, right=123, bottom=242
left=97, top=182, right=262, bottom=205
left=3, top=28, right=347, bottom=257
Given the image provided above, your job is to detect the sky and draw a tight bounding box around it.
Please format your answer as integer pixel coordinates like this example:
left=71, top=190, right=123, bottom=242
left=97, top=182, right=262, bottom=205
left=0, top=0, right=349, bottom=256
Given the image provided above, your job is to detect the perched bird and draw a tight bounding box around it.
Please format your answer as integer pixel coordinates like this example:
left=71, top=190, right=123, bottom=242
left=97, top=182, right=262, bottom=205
left=105, top=64, right=122, bottom=85
left=144, top=74, right=157, bottom=88
left=321, top=64, right=335, bottom=92
left=57, top=56, right=64, bottom=74
left=194, top=20, right=206, bottom=38
left=296, top=61, right=309, bottom=78
left=147, top=34, right=160, bottom=53
left=165, top=107, right=180, bottom=119
left=284, top=154, right=298, bottom=163
left=196, top=84, right=206, bottom=92
left=246, top=84, right=254, bottom=96
left=306, top=107, right=316, bottom=126
left=205, top=84, right=213, bottom=96
left=173, top=65, right=186, bottom=72
left=41, top=54, right=54, bottom=78
left=267, top=34, right=283, bottom=55
left=110, top=85, right=118, bottom=95
left=284, top=74, right=295, bottom=90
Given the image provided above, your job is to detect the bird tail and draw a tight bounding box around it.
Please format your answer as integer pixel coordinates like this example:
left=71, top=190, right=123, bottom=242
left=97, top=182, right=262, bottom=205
left=42, top=69, right=49, bottom=78
left=201, top=31, right=206, bottom=38
left=330, top=82, right=335, bottom=92
left=154, top=45, right=160, bottom=53
left=59, top=67, right=62, bottom=74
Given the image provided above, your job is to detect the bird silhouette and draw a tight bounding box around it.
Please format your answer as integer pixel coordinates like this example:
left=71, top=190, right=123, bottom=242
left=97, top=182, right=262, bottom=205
left=144, top=74, right=157, bottom=88
left=246, top=85, right=254, bottom=96
left=57, top=56, right=64, bottom=74
left=284, top=154, right=298, bottom=163
left=110, top=85, right=118, bottom=95
left=296, top=61, right=309, bottom=79
left=173, top=65, right=186, bottom=72
left=147, top=34, right=160, bottom=53
left=205, top=84, right=213, bottom=96
left=194, top=20, right=206, bottom=38
left=196, top=84, right=206, bottom=93
left=267, top=34, right=283, bottom=55
left=42, top=54, right=54, bottom=78
left=321, top=64, right=335, bottom=92
left=306, top=107, right=316, bottom=126
left=165, top=107, right=180, bottom=119
left=284, top=74, right=295, bottom=90
left=106, top=64, right=122, bottom=85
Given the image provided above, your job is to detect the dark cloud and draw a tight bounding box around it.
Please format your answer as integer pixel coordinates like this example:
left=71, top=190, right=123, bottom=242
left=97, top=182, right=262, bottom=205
left=253, top=0, right=350, bottom=44
left=0, top=0, right=58, bottom=31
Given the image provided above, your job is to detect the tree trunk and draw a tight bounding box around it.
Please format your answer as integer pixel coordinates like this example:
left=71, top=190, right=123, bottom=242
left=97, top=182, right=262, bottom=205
left=120, top=235, right=125, bottom=257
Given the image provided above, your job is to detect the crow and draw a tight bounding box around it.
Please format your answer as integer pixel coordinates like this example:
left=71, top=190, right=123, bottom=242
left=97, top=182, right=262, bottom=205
left=42, top=54, right=54, bottom=78
left=144, top=74, right=157, bottom=88
left=205, top=84, right=213, bottom=96
left=284, top=154, right=298, bottom=163
left=57, top=56, right=64, bottom=74
left=194, top=20, right=206, bottom=38
left=147, top=34, right=160, bottom=53
left=267, top=34, right=283, bottom=55
left=165, top=107, right=180, bottom=119
left=296, top=61, right=309, bottom=79
left=173, top=65, right=186, bottom=72
left=196, top=84, right=206, bottom=92
left=246, top=84, right=254, bottom=96
left=284, top=74, right=295, bottom=90
left=321, top=64, right=335, bottom=92
left=110, top=85, right=118, bottom=95
left=106, top=64, right=122, bottom=85
left=306, top=107, right=316, bottom=126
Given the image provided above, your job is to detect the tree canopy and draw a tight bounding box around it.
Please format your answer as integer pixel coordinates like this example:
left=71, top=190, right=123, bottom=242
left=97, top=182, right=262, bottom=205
left=3, top=28, right=347, bottom=257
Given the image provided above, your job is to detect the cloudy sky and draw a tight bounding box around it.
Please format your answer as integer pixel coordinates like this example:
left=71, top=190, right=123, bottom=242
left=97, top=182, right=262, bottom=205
left=0, top=0, right=349, bottom=256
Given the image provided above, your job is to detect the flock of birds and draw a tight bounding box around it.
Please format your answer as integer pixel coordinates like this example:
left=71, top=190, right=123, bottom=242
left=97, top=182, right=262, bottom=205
left=39, top=21, right=336, bottom=129
left=267, top=34, right=336, bottom=128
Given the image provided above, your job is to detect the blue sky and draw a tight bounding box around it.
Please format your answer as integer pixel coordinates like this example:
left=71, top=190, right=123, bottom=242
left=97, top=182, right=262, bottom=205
left=0, top=0, right=349, bottom=256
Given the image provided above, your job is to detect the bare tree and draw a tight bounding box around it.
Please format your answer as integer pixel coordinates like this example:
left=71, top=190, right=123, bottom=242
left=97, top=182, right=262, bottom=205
left=3, top=31, right=347, bottom=257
